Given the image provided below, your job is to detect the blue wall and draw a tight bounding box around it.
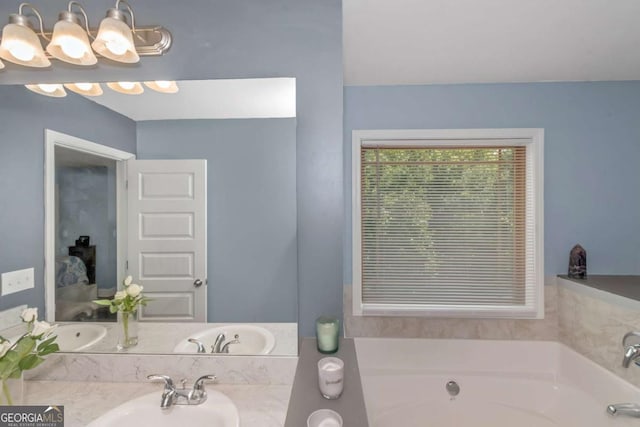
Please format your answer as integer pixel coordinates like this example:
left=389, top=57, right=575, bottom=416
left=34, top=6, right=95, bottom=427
left=0, top=0, right=344, bottom=337
left=0, top=86, right=136, bottom=314
left=137, top=118, right=298, bottom=323
left=344, top=81, right=640, bottom=284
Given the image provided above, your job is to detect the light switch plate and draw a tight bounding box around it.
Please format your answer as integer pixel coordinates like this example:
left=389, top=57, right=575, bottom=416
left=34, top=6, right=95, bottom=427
left=1, top=268, right=35, bottom=296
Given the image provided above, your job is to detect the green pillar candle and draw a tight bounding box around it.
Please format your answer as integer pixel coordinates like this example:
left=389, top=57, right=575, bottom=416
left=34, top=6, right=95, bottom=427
left=316, top=316, right=339, bottom=353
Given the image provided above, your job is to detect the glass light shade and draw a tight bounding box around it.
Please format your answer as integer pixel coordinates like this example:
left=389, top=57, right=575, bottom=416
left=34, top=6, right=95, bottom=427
left=47, top=20, right=97, bottom=66
left=144, top=81, right=179, bottom=94
left=64, top=82, right=103, bottom=96
left=0, top=23, right=51, bottom=67
left=91, top=17, right=139, bottom=63
left=25, top=84, right=67, bottom=98
left=107, top=81, right=144, bottom=95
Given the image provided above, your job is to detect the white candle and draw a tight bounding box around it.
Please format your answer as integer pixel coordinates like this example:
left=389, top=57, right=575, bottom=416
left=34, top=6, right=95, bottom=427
left=316, top=316, right=339, bottom=353
left=318, top=357, right=344, bottom=399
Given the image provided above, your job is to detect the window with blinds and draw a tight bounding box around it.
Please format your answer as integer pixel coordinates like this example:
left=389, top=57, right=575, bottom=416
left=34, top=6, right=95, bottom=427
left=352, top=130, right=544, bottom=318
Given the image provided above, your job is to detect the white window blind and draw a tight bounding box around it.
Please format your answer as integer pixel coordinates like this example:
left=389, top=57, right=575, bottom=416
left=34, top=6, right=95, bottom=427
left=353, top=130, right=543, bottom=318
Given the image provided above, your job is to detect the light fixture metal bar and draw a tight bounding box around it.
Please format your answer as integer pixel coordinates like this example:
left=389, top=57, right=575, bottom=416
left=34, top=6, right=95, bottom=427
left=129, top=26, right=172, bottom=57
left=0, top=25, right=172, bottom=59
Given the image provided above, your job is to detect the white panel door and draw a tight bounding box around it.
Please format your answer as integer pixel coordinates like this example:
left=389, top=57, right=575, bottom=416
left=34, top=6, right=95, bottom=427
left=127, top=159, right=207, bottom=322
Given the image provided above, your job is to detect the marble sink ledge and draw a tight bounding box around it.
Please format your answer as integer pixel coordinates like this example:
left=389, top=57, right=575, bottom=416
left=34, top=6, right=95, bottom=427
left=25, top=380, right=291, bottom=427
left=26, top=353, right=297, bottom=385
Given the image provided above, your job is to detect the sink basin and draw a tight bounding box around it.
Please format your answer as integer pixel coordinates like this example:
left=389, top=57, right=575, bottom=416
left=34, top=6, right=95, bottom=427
left=173, top=325, right=276, bottom=355
left=87, top=390, right=239, bottom=427
left=9, top=323, right=106, bottom=352
left=53, top=323, right=107, bottom=352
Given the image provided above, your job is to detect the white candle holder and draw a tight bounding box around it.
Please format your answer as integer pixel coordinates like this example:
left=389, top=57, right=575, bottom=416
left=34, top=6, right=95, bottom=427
left=318, top=356, right=344, bottom=399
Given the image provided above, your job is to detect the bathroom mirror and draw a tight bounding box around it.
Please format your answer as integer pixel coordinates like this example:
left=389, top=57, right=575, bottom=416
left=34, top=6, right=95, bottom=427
left=0, top=78, right=298, bottom=356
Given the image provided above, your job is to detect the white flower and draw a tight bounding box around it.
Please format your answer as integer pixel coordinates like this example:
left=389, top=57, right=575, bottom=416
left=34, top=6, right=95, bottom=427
left=31, top=321, right=56, bottom=338
left=21, top=307, right=38, bottom=323
left=126, top=284, right=143, bottom=298
left=0, top=341, right=11, bottom=358
left=123, top=276, right=133, bottom=287
left=114, top=290, right=127, bottom=300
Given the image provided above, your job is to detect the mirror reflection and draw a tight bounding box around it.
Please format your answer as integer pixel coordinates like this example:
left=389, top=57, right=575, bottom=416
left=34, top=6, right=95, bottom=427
left=0, top=78, right=298, bottom=356
left=55, top=147, right=118, bottom=322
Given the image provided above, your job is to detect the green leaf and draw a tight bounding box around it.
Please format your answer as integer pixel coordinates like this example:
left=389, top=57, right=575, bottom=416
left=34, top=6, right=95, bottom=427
left=38, top=343, right=59, bottom=357
left=18, top=354, right=44, bottom=371
left=109, top=305, right=118, bottom=314
left=13, top=337, right=36, bottom=359
left=0, top=357, right=19, bottom=379
left=37, top=336, right=57, bottom=352
left=93, top=300, right=112, bottom=306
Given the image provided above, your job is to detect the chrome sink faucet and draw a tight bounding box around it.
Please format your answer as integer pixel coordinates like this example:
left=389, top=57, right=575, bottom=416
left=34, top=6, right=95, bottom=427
left=212, top=333, right=240, bottom=354
left=148, top=374, right=217, bottom=409
left=621, top=332, right=640, bottom=368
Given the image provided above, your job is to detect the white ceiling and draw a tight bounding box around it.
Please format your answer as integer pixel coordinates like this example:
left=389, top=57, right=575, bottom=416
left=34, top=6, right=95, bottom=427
left=84, top=78, right=296, bottom=121
left=343, top=0, right=640, bottom=86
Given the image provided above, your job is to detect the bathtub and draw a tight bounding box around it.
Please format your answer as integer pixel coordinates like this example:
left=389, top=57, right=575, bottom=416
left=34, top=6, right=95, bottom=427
left=355, top=338, right=640, bottom=426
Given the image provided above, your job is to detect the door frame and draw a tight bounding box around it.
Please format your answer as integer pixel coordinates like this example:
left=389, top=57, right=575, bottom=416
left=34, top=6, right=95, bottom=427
left=44, top=129, right=135, bottom=322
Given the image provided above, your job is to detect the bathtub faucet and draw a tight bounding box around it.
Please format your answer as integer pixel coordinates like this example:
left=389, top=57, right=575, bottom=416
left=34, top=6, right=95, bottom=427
left=623, top=345, right=640, bottom=368
left=621, top=332, right=640, bottom=368
left=607, top=403, right=640, bottom=418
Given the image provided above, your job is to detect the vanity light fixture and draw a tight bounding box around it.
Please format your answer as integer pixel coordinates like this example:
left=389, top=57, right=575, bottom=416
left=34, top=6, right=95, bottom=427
left=144, top=80, right=179, bottom=93
left=64, top=82, right=103, bottom=96
left=0, top=1, right=171, bottom=70
left=107, top=81, right=144, bottom=95
left=46, top=1, right=97, bottom=66
left=92, top=0, right=139, bottom=64
left=25, top=83, right=67, bottom=97
left=0, top=3, right=51, bottom=68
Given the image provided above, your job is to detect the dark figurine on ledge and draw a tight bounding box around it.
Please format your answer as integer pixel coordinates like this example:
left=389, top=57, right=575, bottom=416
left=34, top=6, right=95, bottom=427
left=568, top=244, right=587, bottom=279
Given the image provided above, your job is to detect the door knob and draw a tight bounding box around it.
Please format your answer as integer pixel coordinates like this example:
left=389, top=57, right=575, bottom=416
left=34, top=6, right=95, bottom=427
left=193, top=279, right=203, bottom=288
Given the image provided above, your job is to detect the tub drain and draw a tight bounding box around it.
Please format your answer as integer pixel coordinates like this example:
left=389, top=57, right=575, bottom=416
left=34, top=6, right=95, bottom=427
left=446, top=380, right=460, bottom=397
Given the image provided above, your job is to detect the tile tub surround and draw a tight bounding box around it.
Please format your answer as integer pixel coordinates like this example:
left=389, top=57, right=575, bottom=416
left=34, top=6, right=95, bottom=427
left=24, top=380, right=291, bottom=427
left=344, top=278, right=559, bottom=340
left=559, top=275, right=640, bottom=302
left=26, top=352, right=298, bottom=385
left=558, top=277, right=640, bottom=388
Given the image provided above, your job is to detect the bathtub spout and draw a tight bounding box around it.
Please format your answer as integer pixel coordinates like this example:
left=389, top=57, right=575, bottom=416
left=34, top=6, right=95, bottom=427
left=607, top=403, right=640, bottom=417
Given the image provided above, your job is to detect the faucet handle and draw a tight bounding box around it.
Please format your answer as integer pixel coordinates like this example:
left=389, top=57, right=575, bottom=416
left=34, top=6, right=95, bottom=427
left=623, top=345, right=640, bottom=368
left=188, top=338, right=206, bottom=353
left=147, top=374, right=175, bottom=390
left=188, top=374, right=216, bottom=402
left=193, top=374, right=217, bottom=391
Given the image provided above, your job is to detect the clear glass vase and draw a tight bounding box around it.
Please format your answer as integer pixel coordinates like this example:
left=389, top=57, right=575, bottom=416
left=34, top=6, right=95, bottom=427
left=117, top=310, right=139, bottom=350
left=0, top=373, right=24, bottom=406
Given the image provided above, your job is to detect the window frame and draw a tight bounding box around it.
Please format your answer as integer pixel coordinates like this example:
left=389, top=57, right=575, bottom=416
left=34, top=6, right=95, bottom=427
left=352, top=128, right=544, bottom=318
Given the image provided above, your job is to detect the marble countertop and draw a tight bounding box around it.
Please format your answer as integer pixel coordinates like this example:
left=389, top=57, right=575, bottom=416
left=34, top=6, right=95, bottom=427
left=25, top=380, right=292, bottom=427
